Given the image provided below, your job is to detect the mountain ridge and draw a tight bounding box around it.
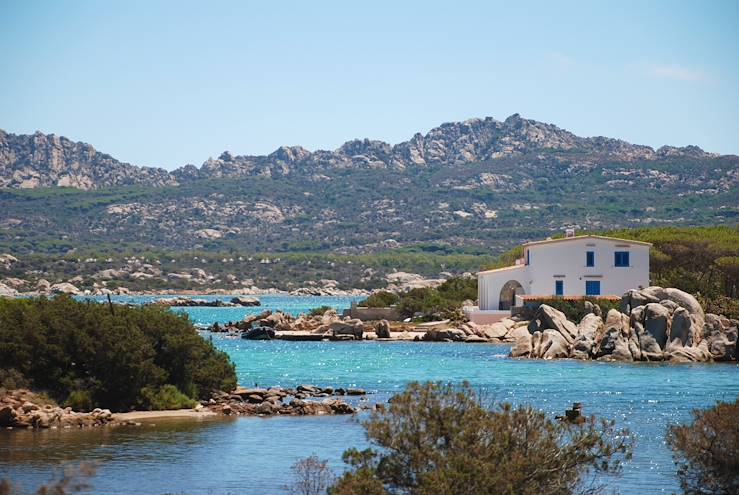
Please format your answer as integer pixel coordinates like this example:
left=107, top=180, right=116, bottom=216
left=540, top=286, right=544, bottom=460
left=0, top=114, right=721, bottom=190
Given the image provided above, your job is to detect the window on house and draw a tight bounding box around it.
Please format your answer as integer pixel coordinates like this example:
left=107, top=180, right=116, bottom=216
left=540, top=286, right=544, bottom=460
left=555, top=280, right=563, bottom=296
left=585, top=280, right=601, bottom=296
left=614, top=251, right=630, bottom=267
left=586, top=251, right=594, bottom=267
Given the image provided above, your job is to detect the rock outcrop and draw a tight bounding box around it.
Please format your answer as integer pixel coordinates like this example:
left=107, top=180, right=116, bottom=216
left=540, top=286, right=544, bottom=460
left=1, top=115, right=719, bottom=190
left=152, top=296, right=260, bottom=307
left=209, top=384, right=363, bottom=416
left=0, top=389, right=114, bottom=429
left=509, top=287, right=737, bottom=363
left=0, top=130, right=177, bottom=189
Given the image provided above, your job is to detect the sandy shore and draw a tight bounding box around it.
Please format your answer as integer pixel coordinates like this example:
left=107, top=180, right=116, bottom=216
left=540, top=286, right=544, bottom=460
left=113, top=408, right=217, bottom=422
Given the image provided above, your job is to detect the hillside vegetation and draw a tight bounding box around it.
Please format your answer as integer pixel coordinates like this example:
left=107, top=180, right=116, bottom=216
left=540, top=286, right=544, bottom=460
left=0, top=296, right=236, bottom=411
left=2, top=117, right=737, bottom=258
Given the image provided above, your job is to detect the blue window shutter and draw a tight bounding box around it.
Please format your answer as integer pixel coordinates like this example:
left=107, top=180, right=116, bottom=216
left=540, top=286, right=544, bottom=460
left=555, top=280, right=563, bottom=296
left=585, top=281, right=601, bottom=296
left=586, top=251, right=594, bottom=267
left=615, top=251, right=630, bottom=267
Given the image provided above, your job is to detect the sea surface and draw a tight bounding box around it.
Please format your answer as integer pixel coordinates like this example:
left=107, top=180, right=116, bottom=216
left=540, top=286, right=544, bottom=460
left=2, top=295, right=738, bottom=494
left=78, top=293, right=365, bottom=326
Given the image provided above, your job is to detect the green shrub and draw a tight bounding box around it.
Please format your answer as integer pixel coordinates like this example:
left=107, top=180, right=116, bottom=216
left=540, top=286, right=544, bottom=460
left=667, top=398, right=739, bottom=495
left=0, top=368, right=29, bottom=390
left=328, top=381, right=633, bottom=494
left=66, top=390, right=94, bottom=412
left=394, top=277, right=477, bottom=321
left=138, top=385, right=197, bottom=411
left=359, top=291, right=400, bottom=308
left=0, top=295, right=237, bottom=411
left=308, top=305, right=333, bottom=317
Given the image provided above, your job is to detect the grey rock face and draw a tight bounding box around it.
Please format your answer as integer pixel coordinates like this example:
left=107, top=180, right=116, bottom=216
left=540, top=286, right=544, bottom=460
left=513, top=289, right=735, bottom=364
left=1, top=114, right=716, bottom=190
left=0, top=130, right=177, bottom=189
left=375, top=320, right=391, bottom=339
left=510, top=331, right=532, bottom=358
left=644, top=303, right=670, bottom=349
left=571, top=314, right=603, bottom=359
left=531, top=304, right=578, bottom=344
left=669, top=308, right=693, bottom=346
left=532, top=329, right=570, bottom=359
left=622, top=286, right=705, bottom=339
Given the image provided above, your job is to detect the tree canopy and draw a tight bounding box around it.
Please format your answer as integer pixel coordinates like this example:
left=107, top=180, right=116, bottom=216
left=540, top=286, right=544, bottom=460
left=0, top=295, right=236, bottom=411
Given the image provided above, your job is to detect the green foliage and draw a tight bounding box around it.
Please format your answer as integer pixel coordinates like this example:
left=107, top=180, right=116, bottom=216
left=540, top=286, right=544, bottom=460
left=286, top=455, right=336, bottom=495
left=138, top=384, right=196, bottom=411
left=65, top=390, right=94, bottom=412
left=330, top=381, right=633, bottom=495
left=0, top=295, right=236, bottom=411
left=395, top=277, right=477, bottom=321
left=667, top=399, right=739, bottom=495
left=359, top=291, right=400, bottom=308
left=0, top=368, right=29, bottom=390
left=308, top=305, right=333, bottom=317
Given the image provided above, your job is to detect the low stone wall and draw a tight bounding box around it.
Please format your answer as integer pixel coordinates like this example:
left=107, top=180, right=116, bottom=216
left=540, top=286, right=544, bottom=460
left=342, top=303, right=401, bottom=321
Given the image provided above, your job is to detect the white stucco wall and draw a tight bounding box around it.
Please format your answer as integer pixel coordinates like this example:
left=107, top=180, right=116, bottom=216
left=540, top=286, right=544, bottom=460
left=478, top=265, right=529, bottom=310
left=477, top=236, right=650, bottom=310
left=525, top=237, right=650, bottom=297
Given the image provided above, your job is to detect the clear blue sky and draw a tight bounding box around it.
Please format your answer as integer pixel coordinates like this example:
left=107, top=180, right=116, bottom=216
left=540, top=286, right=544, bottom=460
left=1, top=0, right=737, bottom=169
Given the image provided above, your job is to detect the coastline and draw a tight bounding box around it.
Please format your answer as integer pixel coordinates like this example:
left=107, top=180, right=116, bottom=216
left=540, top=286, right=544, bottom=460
left=113, top=408, right=217, bottom=422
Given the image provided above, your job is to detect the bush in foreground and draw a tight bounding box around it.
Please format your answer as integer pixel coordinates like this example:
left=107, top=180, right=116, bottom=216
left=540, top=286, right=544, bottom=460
left=667, top=399, right=739, bottom=495
left=289, top=381, right=633, bottom=495
left=0, top=295, right=236, bottom=411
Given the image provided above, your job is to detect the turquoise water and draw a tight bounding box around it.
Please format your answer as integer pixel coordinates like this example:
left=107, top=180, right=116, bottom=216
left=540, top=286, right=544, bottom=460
left=79, top=294, right=363, bottom=326
left=1, top=297, right=738, bottom=494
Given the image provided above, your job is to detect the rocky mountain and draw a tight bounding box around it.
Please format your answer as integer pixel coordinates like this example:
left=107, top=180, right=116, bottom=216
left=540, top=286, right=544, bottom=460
left=0, top=130, right=176, bottom=189
left=0, top=114, right=721, bottom=189
left=0, top=114, right=736, bottom=266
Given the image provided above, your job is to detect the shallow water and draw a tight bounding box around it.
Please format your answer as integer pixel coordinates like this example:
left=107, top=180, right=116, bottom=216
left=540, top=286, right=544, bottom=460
left=2, top=298, right=738, bottom=494
left=79, top=294, right=363, bottom=325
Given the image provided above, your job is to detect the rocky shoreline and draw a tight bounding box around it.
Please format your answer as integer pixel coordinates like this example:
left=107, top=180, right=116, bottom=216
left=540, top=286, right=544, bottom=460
left=208, top=307, right=531, bottom=344
left=152, top=296, right=261, bottom=307
left=510, top=287, right=737, bottom=363
left=1, top=385, right=369, bottom=430
left=203, top=287, right=738, bottom=364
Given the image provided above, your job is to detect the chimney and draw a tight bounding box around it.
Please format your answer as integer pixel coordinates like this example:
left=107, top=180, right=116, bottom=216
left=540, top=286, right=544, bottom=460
left=565, top=228, right=575, bottom=238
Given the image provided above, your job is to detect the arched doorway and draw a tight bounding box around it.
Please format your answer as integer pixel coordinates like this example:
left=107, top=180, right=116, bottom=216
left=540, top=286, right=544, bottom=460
left=499, top=280, right=525, bottom=310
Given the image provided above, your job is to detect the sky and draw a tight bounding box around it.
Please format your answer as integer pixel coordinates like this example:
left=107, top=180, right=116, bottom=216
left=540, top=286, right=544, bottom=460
left=1, top=0, right=738, bottom=169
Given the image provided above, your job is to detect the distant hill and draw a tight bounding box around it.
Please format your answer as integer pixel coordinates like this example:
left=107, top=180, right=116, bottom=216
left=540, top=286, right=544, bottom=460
left=0, top=114, right=728, bottom=189
left=0, top=129, right=175, bottom=189
left=0, top=115, right=737, bottom=256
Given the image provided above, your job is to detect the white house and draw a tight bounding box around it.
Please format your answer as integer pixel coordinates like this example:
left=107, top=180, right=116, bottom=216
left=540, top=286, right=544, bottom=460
left=468, top=231, right=651, bottom=324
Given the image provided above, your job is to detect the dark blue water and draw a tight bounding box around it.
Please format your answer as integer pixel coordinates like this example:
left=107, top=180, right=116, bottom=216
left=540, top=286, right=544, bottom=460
left=2, top=298, right=737, bottom=494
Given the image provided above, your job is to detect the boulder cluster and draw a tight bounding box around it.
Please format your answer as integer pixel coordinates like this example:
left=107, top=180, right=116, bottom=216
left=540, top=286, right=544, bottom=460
left=511, top=287, right=737, bottom=363
left=207, top=384, right=365, bottom=416
left=152, top=296, right=261, bottom=307
left=421, top=318, right=530, bottom=343
left=209, top=309, right=374, bottom=341
left=0, top=389, right=114, bottom=429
